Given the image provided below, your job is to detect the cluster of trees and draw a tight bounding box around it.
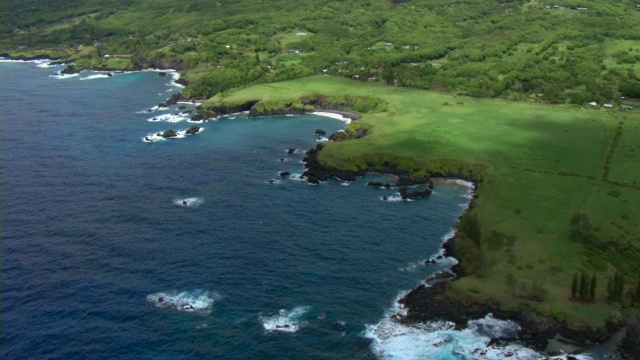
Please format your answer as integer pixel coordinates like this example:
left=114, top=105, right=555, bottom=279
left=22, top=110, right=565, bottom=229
left=2, top=0, right=639, bottom=103
left=607, top=271, right=627, bottom=303
left=571, top=272, right=597, bottom=302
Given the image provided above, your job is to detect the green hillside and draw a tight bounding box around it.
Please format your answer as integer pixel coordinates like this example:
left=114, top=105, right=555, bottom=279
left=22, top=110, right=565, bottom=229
left=2, top=0, right=640, bottom=104
left=3, top=0, right=640, bottom=335
left=210, top=75, right=640, bottom=328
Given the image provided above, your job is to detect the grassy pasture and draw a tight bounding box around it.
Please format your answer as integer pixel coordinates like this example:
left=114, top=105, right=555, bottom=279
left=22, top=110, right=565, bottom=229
left=215, top=76, right=640, bottom=327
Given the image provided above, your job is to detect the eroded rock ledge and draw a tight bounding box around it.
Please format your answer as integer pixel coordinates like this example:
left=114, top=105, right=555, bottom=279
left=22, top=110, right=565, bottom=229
left=193, top=94, right=385, bottom=120
left=397, top=233, right=627, bottom=356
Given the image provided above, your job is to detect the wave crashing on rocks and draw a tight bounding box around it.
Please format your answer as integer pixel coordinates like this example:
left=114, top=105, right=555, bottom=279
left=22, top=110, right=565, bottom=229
left=259, top=306, right=311, bottom=333
left=146, top=289, right=220, bottom=315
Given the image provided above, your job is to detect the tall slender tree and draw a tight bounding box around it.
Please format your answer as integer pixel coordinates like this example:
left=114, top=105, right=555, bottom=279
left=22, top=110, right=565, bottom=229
left=579, top=272, right=589, bottom=302
left=589, top=273, right=597, bottom=303
left=613, top=271, right=626, bottom=302
left=571, top=272, right=579, bottom=300
left=506, top=273, right=517, bottom=297
left=607, top=276, right=614, bottom=302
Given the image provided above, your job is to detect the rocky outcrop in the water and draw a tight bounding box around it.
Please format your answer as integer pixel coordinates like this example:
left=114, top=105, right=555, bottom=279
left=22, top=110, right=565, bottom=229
left=314, top=129, right=326, bottom=135
left=61, top=64, right=79, bottom=75
left=161, top=130, right=178, bottom=138
left=399, top=186, right=432, bottom=199
left=158, top=93, right=182, bottom=108
left=185, top=125, right=200, bottom=135
left=367, top=181, right=393, bottom=188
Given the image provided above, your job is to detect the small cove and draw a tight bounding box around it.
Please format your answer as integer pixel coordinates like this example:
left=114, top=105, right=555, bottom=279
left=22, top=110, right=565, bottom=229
left=1, top=61, right=615, bottom=359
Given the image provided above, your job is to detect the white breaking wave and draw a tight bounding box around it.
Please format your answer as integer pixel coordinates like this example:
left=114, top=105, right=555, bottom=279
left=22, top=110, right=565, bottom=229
left=1, top=58, right=52, bottom=66
left=36, top=60, right=57, bottom=68
left=447, top=179, right=475, bottom=189
left=146, top=289, right=220, bottom=314
left=50, top=72, right=80, bottom=79
left=142, top=105, right=170, bottom=113
left=174, top=197, right=204, bottom=207
left=188, top=118, right=215, bottom=124
left=142, top=133, right=165, bottom=143
left=260, top=306, right=311, bottom=333
left=80, top=74, right=110, bottom=80
left=147, top=113, right=190, bottom=123
left=311, top=111, right=352, bottom=124
left=316, top=137, right=329, bottom=142
left=380, top=195, right=403, bottom=202
left=142, top=127, right=203, bottom=142
left=365, top=291, right=593, bottom=360
left=169, top=71, right=184, bottom=88
left=366, top=311, right=542, bottom=360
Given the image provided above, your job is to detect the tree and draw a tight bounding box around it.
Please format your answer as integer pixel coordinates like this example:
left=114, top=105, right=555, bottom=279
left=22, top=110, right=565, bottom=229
left=607, top=276, right=614, bottom=302
left=570, top=213, right=593, bottom=243
left=614, top=271, right=626, bottom=302
left=506, top=273, right=517, bottom=297
left=579, top=272, right=589, bottom=302
left=571, top=272, right=579, bottom=300
left=383, top=64, right=395, bottom=86
left=589, top=273, right=597, bottom=303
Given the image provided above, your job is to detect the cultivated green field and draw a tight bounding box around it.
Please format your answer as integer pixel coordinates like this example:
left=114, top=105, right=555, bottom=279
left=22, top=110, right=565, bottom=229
left=216, top=76, right=640, bottom=327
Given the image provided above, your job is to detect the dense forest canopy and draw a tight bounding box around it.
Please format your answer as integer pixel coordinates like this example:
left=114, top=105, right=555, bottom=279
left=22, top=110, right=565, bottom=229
left=2, top=0, right=640, bottom=102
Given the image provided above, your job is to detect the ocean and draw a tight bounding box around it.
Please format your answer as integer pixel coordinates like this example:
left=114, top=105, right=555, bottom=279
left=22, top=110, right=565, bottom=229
left=0, top=61, right=615, bottom=359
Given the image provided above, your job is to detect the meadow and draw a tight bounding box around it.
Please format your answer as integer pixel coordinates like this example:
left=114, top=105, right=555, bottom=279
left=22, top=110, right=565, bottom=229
left=216, top=75, right=640, bottom=327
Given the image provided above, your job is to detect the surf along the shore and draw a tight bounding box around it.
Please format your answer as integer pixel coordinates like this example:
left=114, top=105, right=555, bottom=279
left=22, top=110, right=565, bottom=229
left=4, top=58, right=632, bottom=358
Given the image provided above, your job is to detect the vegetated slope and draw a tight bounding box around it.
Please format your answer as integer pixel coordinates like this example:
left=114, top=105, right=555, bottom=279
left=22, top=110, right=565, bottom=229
left=216, top=76, right=640, bottom=329
left=2, top=0, right=640, bottom=103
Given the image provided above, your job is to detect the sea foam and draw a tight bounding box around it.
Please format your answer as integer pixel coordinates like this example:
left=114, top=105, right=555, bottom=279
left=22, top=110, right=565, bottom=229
left=174, top=197, right=204, bottom=207
left=260, top=306, right=310, bottom=333
left=80, top=74, right=110, bottom=80
left=147, top=113, right=190, bottom=123
left=50, top=72, right=80, bottom=79
left=146, top=289, right=220, bottom=314
left=364, top=292, right=593, bottom=360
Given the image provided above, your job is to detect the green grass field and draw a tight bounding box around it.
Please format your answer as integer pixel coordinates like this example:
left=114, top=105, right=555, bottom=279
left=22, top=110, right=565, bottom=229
left=215, top=75, right=640, bottom=328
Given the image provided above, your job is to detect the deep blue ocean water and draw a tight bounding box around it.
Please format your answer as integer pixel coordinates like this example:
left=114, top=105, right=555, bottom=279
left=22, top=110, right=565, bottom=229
left=1, top=61, right=616, bottom=359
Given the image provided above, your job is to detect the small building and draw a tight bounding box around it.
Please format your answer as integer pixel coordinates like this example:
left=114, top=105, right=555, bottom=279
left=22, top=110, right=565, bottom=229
left=604, top=103, right=614, bottom=108
left=295, top=32, right=308, bottom=37
left=588, top=101, right=598, bottom=106
left=621, top=104, right=635, bottom=110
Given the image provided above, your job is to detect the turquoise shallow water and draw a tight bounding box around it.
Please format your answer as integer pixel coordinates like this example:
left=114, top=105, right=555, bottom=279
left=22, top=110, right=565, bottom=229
left=1, top=61, right=616, bottom=359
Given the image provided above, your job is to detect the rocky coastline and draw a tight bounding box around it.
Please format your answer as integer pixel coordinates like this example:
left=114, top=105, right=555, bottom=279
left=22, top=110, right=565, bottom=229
left=3, top=59, right=632, bottom=355
left=297, top=122, right=634, bottom=358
